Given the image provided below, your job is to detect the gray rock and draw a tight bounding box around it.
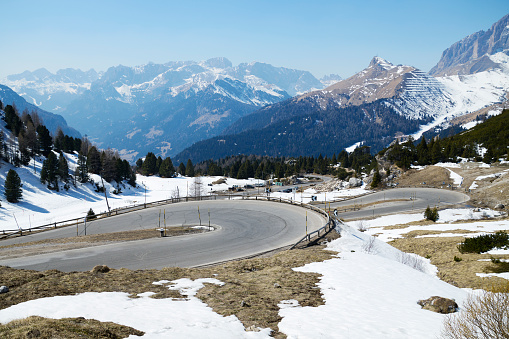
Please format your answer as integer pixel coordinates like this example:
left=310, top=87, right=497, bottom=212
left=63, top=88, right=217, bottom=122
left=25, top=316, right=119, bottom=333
left=495, top=203, right=505, bottom=210
left=417, top=296, right=458, bottom=314
left=348, top=177, right=363, bottom=187
left=0, top=286, right=9, bottom=293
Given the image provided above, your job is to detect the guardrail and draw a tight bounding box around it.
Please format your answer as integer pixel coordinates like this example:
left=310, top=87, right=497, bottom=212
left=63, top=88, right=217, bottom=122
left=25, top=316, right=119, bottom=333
left=0, top=192, right=331, bottom=241
left=0, top=194, right=224, bottom=239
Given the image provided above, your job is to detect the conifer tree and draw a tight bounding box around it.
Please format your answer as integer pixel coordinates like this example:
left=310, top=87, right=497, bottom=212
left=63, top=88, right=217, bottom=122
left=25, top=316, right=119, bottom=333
left=371, top=168, right=381, bottom=189
left=185, top=159, right=195, bottom=177
left=4, top=169, right=22, bottom=203
left=178, top=162, right=186, bottom=175
left=159, top=157, right=175, bottom=178
left=141, top=152, right=157, bottom=176
left=87, top=146, right=101, bottom=174
left=58, top=152, right=69, bottom=182
left=36, top=125, right=53, bottom=156
left=76, top=152, right=89, bottom=183
left=41, top=152, right=59, bottom=190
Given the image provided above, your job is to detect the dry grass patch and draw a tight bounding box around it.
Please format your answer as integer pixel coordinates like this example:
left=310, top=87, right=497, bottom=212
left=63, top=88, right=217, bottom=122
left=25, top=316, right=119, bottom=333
left=0, top=316, right=144, bottom=338
left=402, top=229, right=477, bottom=238
left=389, top=236, right=508, bottom=288
left=197, top=247, right=334, bottom=337
left=395, top=166, right=452, bottom=187
left=0, top=246, right=336, bottom=338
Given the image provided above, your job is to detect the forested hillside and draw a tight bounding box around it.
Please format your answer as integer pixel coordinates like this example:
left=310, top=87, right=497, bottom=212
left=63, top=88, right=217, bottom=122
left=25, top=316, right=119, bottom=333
left=177, top=98, right=430, bottom=163
left=383, top=109, right=509, bottom=169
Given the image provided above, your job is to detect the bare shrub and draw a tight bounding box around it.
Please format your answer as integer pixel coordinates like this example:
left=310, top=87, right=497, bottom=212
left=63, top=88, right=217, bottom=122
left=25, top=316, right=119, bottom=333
left=191, top=177, right=203, bottom=198
left=356, top=220, right=368, bottom=232
left=362, top=236, right=378, bottom=254
left=441, top=290, right=509, bottom=339
left=397, top=252, right=425, bottom=273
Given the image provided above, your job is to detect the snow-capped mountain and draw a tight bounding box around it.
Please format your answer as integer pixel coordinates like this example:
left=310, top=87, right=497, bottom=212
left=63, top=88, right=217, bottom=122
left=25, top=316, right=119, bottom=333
left=2, top=68, right=99, bottom=112
left=2, top=58, right=329, bottom=159
left=179, top=52, right=509, bottom=162
left=429, top=14, right=509, bottom=76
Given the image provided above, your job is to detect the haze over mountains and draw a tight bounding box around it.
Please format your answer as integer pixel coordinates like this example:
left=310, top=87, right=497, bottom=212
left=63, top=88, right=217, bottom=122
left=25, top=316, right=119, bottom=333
left=2, top=58, right=338, bottom=160
left=1, top=14, right=509, bottom=163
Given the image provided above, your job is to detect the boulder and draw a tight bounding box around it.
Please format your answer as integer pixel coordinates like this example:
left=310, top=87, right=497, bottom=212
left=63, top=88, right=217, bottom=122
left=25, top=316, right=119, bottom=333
left=0, top=286, right=8, bottom=294
left=417, top=296, right=458, bottom=314
left=348, top=177, right=363, bottom=188
left=495, top=203, right=505, bottom=210
left=90, top=265, right=110, bottom=274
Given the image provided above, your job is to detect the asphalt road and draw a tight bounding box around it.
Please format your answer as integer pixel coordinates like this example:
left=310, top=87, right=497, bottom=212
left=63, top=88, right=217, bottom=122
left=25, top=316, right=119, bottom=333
left=330, top=187, right=469, bottom=220
left=0, top=200, right=325, bottom=272
left=0, top=187, right=470, bottom=272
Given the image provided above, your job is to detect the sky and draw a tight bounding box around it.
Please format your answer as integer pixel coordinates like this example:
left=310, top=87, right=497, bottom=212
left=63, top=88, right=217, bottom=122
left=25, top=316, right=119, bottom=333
left=1, top=0, right=508, bottom=80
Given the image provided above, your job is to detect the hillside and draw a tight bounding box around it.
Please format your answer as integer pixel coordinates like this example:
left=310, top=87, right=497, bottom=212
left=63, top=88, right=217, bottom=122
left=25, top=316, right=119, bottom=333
left=176, top=98, right=429, bottom=163
left=0, top=85, right=80, bottom=138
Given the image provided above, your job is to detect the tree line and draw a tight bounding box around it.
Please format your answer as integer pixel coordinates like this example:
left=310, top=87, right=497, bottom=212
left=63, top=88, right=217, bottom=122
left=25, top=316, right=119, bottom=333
left=135, top=145, right=376, bottom=181
left=383, top=109, right=509, bottom=170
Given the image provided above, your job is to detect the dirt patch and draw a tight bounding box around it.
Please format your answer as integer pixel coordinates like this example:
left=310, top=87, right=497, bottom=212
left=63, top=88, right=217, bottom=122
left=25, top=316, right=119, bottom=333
left=394, top=166, right=452, bottom=188
left=0, top=316, right=144, bottom=338
left=0, top=246, right=335, bottom=338
left=401, top=229, right=478, bottom=238
left=0, top=227, right=205, bottom=259
left=389, top=236, right=509, bottom=288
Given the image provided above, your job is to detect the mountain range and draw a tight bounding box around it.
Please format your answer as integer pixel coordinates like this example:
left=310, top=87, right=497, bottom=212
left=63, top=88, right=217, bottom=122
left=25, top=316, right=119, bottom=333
left=2, top=14, right=509, bottom=164
left=176, top=14, right=509, bottom=163
left=1, top=58, right=340, bottom=160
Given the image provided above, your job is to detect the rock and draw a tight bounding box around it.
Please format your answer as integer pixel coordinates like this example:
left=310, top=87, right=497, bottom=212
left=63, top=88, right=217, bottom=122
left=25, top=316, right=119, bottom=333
left=417, top=296, right=458, bottom=314
left=348, top=177, right=362, bottom=187
left=246, top=325, right=261, bottom=332
left=274, top=283, right=282, bottom=288
left=240, top=300, right=250, bottom=307
left=90, top=265, right=110, bottom=274
left=495, top=203, right=505, bottom=210
left=0, top=286, right=8, bottom=293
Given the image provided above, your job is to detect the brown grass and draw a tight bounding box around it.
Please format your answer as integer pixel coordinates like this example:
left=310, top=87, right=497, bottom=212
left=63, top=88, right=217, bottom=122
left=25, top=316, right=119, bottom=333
left=0, top=316, right=144, bottom=338
left=401, top=229, right=477, bottom=238
left=389, top=236, right=509, bottom=288
left=395, top=166, right=452, bottom=187
left=0, top=245, right=336, bottom=338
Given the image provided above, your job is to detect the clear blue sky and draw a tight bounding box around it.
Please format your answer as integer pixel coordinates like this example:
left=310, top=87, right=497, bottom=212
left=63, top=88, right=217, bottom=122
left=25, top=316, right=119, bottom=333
left=1, top=0, right=508, bottom=79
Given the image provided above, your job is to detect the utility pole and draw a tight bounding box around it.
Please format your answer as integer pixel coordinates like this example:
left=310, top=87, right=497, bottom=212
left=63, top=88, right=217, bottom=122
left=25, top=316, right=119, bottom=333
left=101, top=177, right=111, bottom=214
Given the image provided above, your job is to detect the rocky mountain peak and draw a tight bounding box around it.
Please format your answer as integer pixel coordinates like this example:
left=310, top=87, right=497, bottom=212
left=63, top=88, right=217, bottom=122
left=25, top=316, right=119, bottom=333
left=369, top=56, right=394, bottom=69
left=204, top=57, right=233, bottom=69
left=429, top=13, right=509, bottom=76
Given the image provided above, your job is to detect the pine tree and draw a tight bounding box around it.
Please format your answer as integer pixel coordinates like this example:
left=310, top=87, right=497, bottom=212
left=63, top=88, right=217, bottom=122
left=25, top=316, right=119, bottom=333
left=76, top=152, right=89, bottom=183
left=41, top=152, right=59, bottom=190
left=371, top=169, right=381, bottom=189
left=36, top=125, right=53, bottom=157
left=424, top=205, right=439, bottom=222
left=178, top=162, right=186, bottom=175
left=58, top=152, right=69, bottom=182
left=87, top=146, right=101, bottom=174
left=159, top=157, right=175, bottom=178
left=4, top=169, right=22, bottom=203
left=185, top=159, right=195, bottom=177
left=141, top=152, right=157, bottom=176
